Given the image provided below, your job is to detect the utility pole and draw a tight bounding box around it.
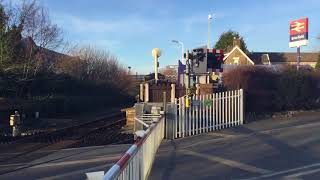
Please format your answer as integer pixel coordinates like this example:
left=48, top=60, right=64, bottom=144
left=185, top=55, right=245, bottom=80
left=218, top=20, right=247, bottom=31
left=208, top=14, right=213, bottom=84
left=208, top=14, right=213, bottom=49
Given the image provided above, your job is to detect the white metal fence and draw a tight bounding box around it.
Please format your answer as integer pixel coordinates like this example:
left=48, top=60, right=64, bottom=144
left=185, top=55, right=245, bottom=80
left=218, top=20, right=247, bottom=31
left=174, top=89, right=243, bottom=138
left=103, top=115, right=164, bottom=180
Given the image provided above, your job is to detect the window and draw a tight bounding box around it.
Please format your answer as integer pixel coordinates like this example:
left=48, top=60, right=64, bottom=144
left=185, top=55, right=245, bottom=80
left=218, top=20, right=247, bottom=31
left=233, top=57, right=240, bottom=65
left=262, top=54, right=271, bottom=65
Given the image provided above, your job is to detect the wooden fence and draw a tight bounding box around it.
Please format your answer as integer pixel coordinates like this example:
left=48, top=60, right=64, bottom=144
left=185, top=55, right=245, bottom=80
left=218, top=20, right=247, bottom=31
left=149, top=84, right=172, bottom=102
left=140, top=82, right=216, bottom=103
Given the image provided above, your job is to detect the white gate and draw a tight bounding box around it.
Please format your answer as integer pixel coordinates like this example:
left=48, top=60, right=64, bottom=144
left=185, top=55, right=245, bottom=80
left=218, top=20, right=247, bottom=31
left=174, top=89, right=243, bottom=138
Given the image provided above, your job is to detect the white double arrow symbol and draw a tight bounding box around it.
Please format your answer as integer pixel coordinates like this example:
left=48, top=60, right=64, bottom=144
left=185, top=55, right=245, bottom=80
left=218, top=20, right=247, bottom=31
left=291, top=21, right=305, bottom=33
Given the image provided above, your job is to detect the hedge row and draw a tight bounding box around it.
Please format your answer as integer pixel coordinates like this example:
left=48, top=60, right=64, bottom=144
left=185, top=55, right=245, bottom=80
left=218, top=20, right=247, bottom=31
left=223, top=66, right=320, bottom=113
left=0, top=71, right=135, bottom=120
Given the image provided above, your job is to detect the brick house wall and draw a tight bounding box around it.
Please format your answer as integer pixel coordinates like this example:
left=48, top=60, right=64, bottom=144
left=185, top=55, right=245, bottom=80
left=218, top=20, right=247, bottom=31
left=224, top=48, right=254, bottom=65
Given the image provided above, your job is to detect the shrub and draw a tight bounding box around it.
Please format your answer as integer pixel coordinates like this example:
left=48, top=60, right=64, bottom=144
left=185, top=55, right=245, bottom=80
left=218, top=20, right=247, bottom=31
left=316, top=54, right=320, bottom=70
left=223, top=65, right=320, bottom=113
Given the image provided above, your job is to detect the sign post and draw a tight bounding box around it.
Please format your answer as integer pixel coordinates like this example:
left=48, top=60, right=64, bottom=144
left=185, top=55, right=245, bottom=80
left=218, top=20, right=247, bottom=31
left=289, top=17, right=309, bottom=70
left=297, top=46, right=301, bottom=70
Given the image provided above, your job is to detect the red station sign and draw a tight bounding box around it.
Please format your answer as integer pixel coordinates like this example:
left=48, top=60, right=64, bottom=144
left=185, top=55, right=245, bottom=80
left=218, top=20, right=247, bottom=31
left=289, top=17, right=308, bottom=47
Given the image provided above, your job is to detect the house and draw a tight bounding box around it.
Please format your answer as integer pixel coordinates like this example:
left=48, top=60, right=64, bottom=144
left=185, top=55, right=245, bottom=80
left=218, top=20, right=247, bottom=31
left=223, top=38, right=319, bottom=67
left=19, top=37, right=70, bottom=65
left=224, top=44, right=255, bottom=65
left=249, top=52, right=318, bottom=67
left=159, top=65, right=178, bottom=82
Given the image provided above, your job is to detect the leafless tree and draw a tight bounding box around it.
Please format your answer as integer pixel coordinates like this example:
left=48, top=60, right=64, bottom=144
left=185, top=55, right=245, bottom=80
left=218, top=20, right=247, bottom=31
left=3, top=0, right=64, bottom=78
left=19, top=0, right=63, bottom=50
left=55, top=46, right=135, bottom=95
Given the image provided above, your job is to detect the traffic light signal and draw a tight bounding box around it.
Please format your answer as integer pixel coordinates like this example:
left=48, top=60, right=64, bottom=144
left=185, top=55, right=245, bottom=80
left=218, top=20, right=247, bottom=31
left=192, top=47, right=206, bottom=68
left=207, top=49, right=224, bottom=70
left=183, top=52, right=193, bottom=60
left=183, top=47, right=206, bottom=62
left=183, top=47, right=224, bottom=74
left=192, top=48, right=206, bottom=60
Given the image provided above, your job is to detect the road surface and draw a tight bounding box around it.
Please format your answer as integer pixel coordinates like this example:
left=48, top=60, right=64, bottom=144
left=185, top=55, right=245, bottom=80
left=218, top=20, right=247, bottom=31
left=150, top=111, right=320, bottom=180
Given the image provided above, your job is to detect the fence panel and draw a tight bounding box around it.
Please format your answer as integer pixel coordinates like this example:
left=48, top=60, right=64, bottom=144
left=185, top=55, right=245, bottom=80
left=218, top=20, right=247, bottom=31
left=149, top=84, right=171, bottom=102
left=173, top=89, right=243, bottom=138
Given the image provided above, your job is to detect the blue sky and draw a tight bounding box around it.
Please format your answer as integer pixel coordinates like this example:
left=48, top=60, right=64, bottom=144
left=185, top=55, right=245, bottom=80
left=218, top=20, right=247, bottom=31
left=8, top=0, right=320, bottom=73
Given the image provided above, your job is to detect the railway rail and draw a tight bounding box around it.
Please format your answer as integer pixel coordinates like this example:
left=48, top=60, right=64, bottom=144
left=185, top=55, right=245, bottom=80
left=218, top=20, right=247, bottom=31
left=1, top=112, right=125, bottom=144
left=0, top=111, right=133, bottom=170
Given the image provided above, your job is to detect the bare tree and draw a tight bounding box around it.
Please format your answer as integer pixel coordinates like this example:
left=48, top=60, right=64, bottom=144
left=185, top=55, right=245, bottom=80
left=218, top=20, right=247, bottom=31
left=4, top=0, right=64, bottom=78
left=55, top=46, right=135, bottom=95
left=19, top=0, right=63, bottom=50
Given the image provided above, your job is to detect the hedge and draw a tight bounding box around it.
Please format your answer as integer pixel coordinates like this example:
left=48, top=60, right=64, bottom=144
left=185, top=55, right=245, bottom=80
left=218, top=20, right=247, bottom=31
left=223, top=65, right=320, bottom=113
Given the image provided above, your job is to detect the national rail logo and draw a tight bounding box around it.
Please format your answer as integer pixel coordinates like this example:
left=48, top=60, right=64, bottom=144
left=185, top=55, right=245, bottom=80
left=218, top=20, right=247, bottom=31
left=289, top=17, right=309, bottom=48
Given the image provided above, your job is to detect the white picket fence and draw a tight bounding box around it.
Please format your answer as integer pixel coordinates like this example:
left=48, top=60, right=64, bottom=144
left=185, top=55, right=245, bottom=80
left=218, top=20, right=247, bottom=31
left=174, top=89, right=243, bottom=138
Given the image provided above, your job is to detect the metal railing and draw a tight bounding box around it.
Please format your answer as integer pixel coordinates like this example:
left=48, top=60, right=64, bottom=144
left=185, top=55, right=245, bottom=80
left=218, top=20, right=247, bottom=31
left=103, top=114, right=164, bottom=180
left=174, top=89, right=244, bottom=138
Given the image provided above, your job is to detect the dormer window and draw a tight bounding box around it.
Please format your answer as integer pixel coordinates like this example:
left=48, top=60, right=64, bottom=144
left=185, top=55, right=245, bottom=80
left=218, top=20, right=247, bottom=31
left=261, top=54, right=271, bottom=65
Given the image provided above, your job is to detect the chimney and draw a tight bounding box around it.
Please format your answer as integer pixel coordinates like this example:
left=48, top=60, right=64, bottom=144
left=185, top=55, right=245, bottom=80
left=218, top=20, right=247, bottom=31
left=233, top=37, right=241, bottom=47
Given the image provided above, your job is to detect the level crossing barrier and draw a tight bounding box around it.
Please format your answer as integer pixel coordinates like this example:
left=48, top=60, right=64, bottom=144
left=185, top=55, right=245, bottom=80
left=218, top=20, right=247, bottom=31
left=103, top=114, right=164, bottom=180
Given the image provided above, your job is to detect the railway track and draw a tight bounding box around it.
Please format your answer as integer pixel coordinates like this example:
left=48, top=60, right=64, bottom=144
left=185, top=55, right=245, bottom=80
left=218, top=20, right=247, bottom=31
left=1, top=112, right=124, bottom=144
left=0, top=111, right=134, bottom=167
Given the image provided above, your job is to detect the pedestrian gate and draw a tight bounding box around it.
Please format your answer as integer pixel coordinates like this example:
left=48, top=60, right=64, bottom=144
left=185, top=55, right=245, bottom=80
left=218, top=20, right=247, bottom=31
left=174, top=89, right=244, bottom=138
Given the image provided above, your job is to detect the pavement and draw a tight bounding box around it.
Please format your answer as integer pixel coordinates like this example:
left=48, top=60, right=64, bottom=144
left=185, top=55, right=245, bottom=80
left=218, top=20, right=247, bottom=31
left=150, top=111, right=320, bottom=180
left=0, top=144, right=130, bottom=180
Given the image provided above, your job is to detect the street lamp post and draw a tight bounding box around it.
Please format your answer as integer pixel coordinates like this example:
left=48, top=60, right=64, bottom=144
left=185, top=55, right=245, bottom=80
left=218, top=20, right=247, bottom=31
left=171, top=40, right=184, bottom=64
left=208, top=14, right=213, bottom=49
